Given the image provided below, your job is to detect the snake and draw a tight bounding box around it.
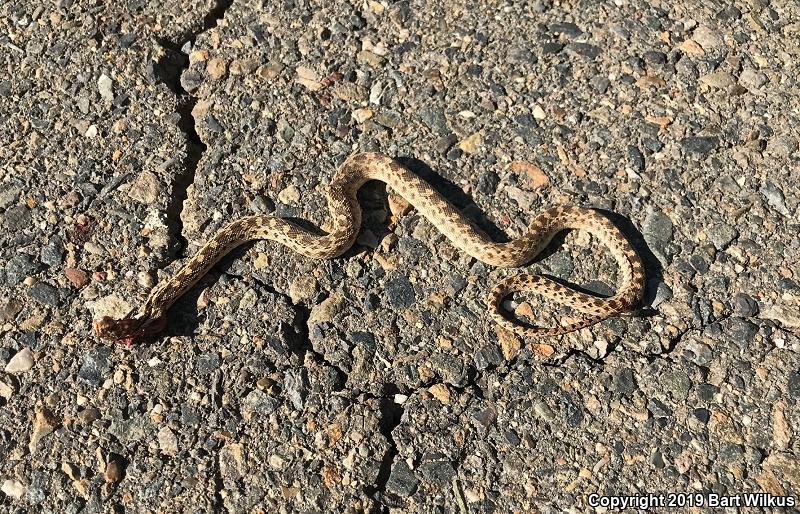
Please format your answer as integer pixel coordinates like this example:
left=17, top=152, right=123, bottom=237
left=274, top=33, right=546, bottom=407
left=93, top=152, right=645, bottom=345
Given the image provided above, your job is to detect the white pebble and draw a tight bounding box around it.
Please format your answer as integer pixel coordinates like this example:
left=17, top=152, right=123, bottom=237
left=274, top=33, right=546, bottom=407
left=4, top=348, right=34, bottom=374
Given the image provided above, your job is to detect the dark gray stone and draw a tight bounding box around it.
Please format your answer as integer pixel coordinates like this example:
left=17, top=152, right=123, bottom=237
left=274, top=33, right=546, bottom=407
left=385, top=274, right=416, bottom=308
left=476, top=171, right=500, bottom=194
left=417, top=105, right=448, bottom=135
left=472, top=406, right=497, bottom=430
left=40, top=236, right=64, bottom=266
left=727, top=318, right=758, bottom=345
left=27, top=282, right=60, bottom=306
left=649, top=451, right=665, bottom=469
left=643, top=209, right=674, bottom=253
left=386, top=460, right=418, bottom=497
left=613, top=368, right=637, bottom=396
left=242, top=389, right=278, bottom=417
left=473, top=345, right=503, bottom=370
left=647, top=398, right=673, bottom=417
left=78, top=347, right=111, bottom=387
left=693, top=408, right=710, bottom=423
left=707, top=223, right=739, bottom=250
left=788, top=372, right=800, bottom=398
left=718, top=443, right=744, bottom=463
left=549, top=22, right=582, bottom=38
left=3, top=205, right=32, bottom=231
left=565, top=43, right=601, bottom=59
left=196, top=352, right=220, bottom=374
left=681, top=136, right=719, bottom=155
left=760, top=181, right=789, bottom=215
left=417, top=459, right=455, bottom=485
left=696, top=383, right=719, bottom=402
left=731, top=293, right=758, bottom=317
left=590, top=75, right=611, bottom=93
left=626, top=145, right=645, bottom=171
left=5, top=254, right=38, bottom=286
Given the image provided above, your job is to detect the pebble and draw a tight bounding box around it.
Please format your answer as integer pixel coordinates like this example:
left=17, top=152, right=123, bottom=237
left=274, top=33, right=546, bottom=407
left=565, top=43, right=601, bottom=59
left=590, top=76, right=611, bottom=93
left=738, top=69, right=767, bottom=89
left=5, top=347, right=34, bottom=374
left=699, top=71, right=735, bottom=89
left=509, top=161, right=550, bottom=189
left=357, top=49, right=384, bottom=67
left=626, top=145, right=645, bottom=171
left=506, top=45, right=536, bottom=64
left=27, top=282, right=60, bottom=306
left=386, top=460, right=418, bottom=497
left=767, top=134, right=799, bottom=158
left=40, top=237, right=63, bottom=266
left=549, top=22, right=582, bottom=38
left=650, top=280, right=673, bottom=308
left=284, top=369, right=307, bottom=410
left=693, top=408, right=710, bottom=423
left=681, top=136, right=719, bottom=156
left=97, top=74, right=114, bottom=102
left=476, top=171, right=500, bottom=194
left=458, top=133, right=482, bottom=154
left=760, top=181, right=790, bottom=214
left=105, top=459, right=124, bottom=483
left=505, top=186, right=536, bottom=210
left=1, top=479, right=26, bottom=500
left=242, top=389, right=278, bottom=420
left=647, top=398, right=672, bottom=418
left=65, top=268, right=89, bottom=288
left=428, top=384, right=451, bottom=404
left=277, top=185, right=301, bottom=204
left=692, top=26, right=723, bottom=49
left=308, top=294, right=345, bottom=325
left=158, top=426, right=179, bottom=455
left=660, top=371, right=692, bottom=400
left=351, top=107, right=373, bottom=123
left=417, top=459, right=455, bottom=485
left=706, top=223, right=739, bottom=250
left=206, top=58, right=227, bottom=80
left=78, top=408, right=101, bottom=424
left=533, top=401, right=556, bottom=421
left=732, top=293, right=758, bottom=317
left=4, top=205, right=32, bottom=232
left=642, top=209, right=674, bottom=253
left=418, top=105, right=448, bottom=134
left=128, top=171, right=161, bottom=204
left=0, top=299, right=23, bottom=322
left=77, top=348, right=111, bottom=387
left=5, top=254, right=37, bottom=286
left=28, top=406, right=57, bottom=452
left=727, top=319, right=758, bottom=346
left=385, top=274, right=416, bottom=308
left=0, top=187, right=20, bottom=210
left=614, top=368, right=638, bottom=396
left=0, top=380, right=13, bottom=399
left=289, top=275, right=318, bottom=303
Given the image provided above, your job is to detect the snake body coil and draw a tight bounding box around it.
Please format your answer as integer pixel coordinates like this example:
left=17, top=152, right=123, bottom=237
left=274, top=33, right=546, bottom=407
left=93, top=152, right=645, bottom=344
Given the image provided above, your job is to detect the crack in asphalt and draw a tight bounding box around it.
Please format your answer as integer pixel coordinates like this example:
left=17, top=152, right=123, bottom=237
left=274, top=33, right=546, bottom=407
left=152, top=0, right=234, bottom=256
left=150, top=0, right=234, bottom=510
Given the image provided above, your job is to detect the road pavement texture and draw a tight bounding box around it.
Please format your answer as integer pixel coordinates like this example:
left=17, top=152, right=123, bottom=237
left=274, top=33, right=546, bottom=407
left=0, top=0, right=798, bottom=512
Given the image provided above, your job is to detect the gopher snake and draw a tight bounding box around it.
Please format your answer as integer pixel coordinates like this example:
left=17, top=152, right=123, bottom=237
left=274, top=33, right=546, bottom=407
left=93, top=152, right=645, bottom=345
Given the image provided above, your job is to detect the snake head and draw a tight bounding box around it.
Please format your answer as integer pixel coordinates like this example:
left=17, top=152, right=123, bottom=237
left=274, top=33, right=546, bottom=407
left=93, top=316, right=167, bottom=346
